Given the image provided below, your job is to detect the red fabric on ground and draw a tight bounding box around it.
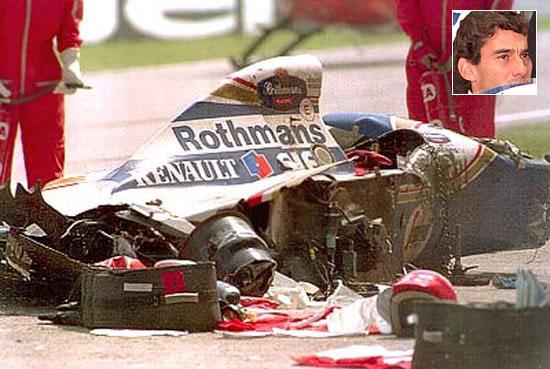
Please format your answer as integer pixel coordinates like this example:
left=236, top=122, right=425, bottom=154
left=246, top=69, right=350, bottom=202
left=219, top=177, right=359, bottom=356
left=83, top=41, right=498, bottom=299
left=294, top=355, right=411, bottom=369
left=216, top=307, right=336, bottom=332
left=239, top=296, right=281, bottom=309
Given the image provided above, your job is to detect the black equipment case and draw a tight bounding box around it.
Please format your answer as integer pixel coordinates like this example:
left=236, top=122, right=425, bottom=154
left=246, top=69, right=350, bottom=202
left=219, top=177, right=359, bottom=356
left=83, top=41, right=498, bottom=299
left=80, top=262, right=221, bottom=332
left=412, top=301, right=550, bottom=369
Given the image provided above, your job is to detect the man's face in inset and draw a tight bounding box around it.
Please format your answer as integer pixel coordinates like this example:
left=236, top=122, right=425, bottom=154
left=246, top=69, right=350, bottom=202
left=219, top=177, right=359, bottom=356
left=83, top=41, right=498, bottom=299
left=459, top=28, right=532, bottom=93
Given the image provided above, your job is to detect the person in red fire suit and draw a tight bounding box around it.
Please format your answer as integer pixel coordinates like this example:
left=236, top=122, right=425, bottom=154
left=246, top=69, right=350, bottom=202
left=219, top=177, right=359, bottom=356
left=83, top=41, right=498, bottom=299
left=0, top=0, right=84, bottom=188
left=397, top=0, right=513, bottom=138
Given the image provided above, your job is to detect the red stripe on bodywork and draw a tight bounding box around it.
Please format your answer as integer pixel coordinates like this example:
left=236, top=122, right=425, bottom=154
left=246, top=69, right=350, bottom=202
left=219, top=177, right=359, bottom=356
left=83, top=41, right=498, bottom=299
left=232, top=76, right=257, bottom=90
left=247, top=191, right=264, bottom=208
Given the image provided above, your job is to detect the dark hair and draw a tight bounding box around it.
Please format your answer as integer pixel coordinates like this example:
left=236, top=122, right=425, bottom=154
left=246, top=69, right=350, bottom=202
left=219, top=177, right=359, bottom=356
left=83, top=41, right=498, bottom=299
left=528, top=12, right=536, bottom=78
left=453, top=11, right=529, bottom=94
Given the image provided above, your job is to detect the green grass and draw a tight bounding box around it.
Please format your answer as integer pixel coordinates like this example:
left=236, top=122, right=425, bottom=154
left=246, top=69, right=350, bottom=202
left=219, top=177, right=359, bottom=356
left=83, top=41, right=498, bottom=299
left=540, top=15, right=550, bottom=30
left=81, top=26, right=406, bottom=72
left=497, top=123, right=550, bottom=159
left=81, top=13, right=549, bottom=72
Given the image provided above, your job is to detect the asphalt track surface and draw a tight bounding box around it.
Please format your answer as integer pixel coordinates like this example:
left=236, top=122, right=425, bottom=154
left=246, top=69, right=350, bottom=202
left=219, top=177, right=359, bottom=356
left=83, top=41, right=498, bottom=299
left=2, top=39, right=550, bottom=368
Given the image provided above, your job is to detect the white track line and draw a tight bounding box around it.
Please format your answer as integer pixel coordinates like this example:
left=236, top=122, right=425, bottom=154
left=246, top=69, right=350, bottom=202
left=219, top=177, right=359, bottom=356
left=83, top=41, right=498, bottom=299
left=496, top=109, right=550, bottom=127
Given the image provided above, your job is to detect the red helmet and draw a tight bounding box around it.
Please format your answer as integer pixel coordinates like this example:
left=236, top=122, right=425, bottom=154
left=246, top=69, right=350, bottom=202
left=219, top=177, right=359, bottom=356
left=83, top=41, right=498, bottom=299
left=390, top=269, right=457, bottom=336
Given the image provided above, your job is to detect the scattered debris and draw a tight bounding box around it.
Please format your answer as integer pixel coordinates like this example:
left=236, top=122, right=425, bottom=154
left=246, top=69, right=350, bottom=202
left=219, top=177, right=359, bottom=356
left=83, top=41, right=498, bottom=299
left=0, top=55, right=548, bottom=337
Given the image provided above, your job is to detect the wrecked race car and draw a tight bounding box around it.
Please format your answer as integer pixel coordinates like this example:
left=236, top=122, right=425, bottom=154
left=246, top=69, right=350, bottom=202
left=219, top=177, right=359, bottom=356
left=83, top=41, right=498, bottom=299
left=1, top=55, right=549, bottom=300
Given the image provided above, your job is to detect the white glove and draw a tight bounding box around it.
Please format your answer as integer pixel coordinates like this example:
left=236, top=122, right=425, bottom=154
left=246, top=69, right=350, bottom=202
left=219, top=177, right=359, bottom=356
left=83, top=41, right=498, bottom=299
left=55, top=47, right=84, bottom=94
left=0, top=81, right=11, bottom=99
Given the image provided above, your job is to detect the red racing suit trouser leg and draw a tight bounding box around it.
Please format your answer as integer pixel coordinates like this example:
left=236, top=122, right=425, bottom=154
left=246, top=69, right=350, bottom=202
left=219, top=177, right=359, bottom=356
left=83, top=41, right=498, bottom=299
left=0, top=87, right=65, bottom=188
left=404, top=52, right=496, bottom=138
left=412, top=65, right=497, bottom=138
left=0, top=103, right=18, bottom=185
left=20, top=93, right=66, bottom=187
left=0, top=0, right=82, bottom=188
left=453, top=94, right=496, bottom=138
left=397, top=0, right=512, bottom=138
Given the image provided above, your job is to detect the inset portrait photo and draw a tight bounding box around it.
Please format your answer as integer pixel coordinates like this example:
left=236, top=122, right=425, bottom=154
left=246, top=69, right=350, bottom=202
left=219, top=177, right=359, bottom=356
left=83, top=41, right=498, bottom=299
left=452, top=10, right=536, bottom=95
